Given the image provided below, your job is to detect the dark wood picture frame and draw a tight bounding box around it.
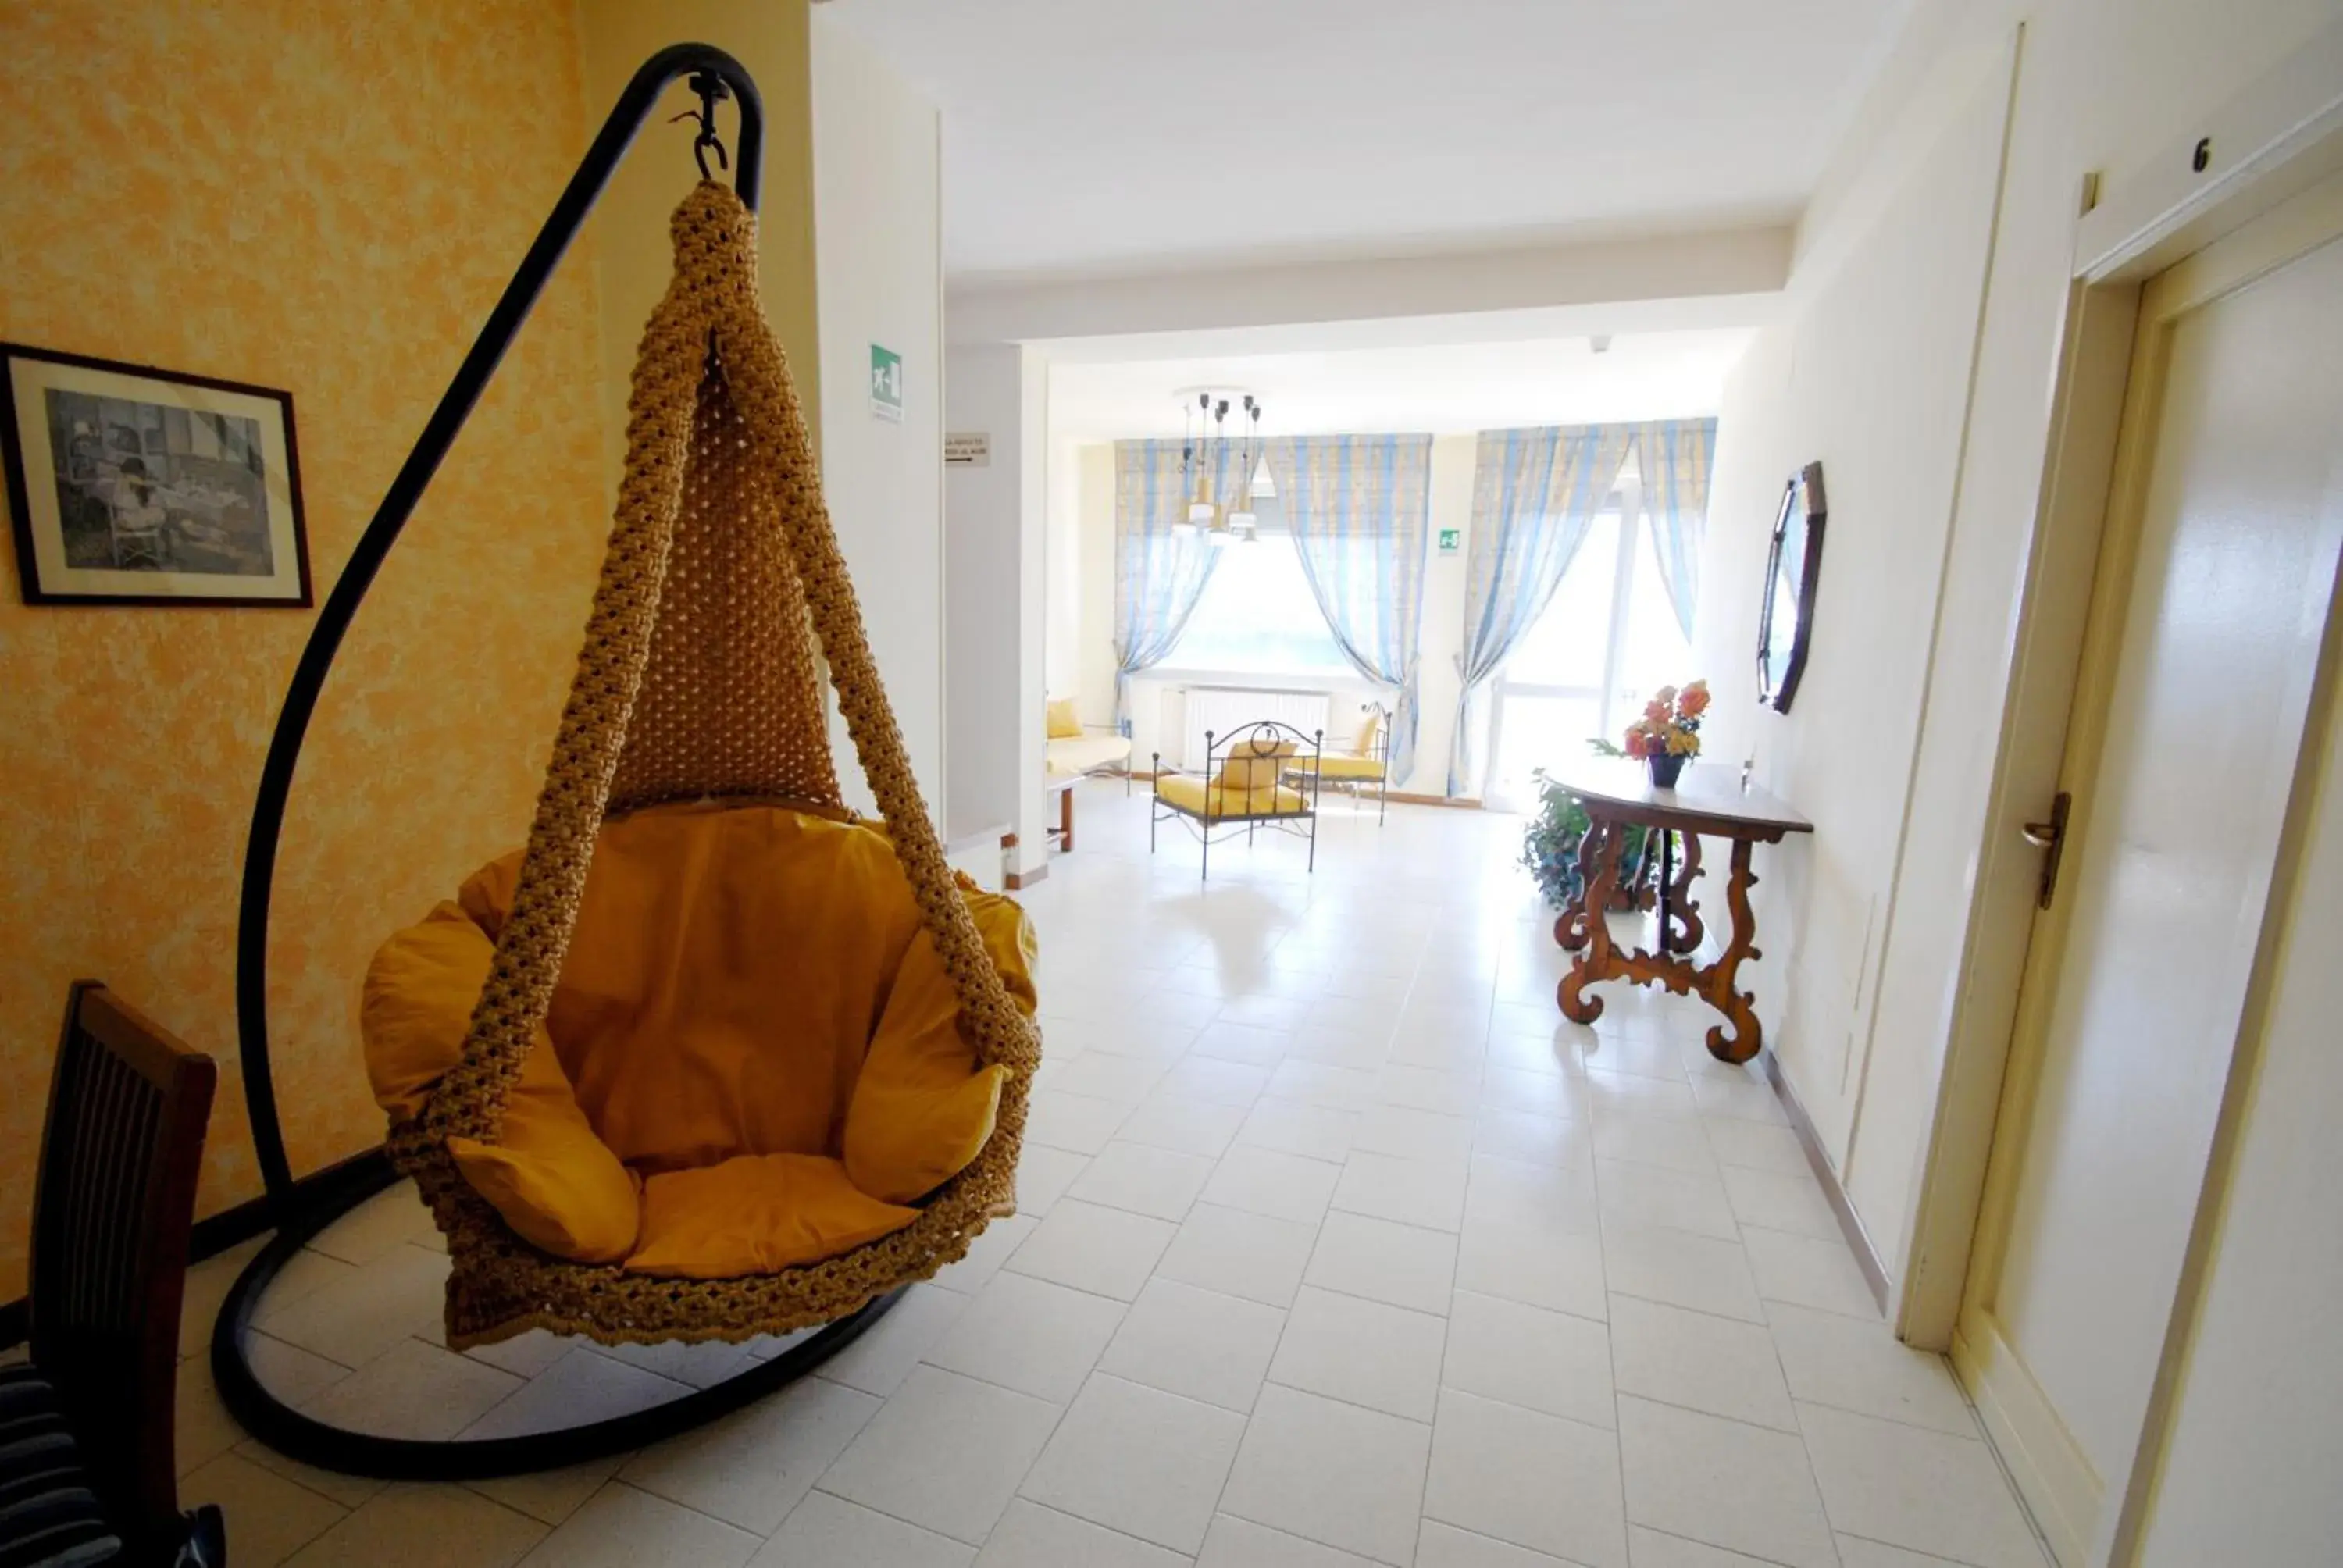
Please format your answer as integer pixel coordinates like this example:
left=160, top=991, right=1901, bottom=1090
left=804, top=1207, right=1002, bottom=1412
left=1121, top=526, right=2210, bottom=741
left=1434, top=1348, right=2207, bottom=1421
left=1756, top=460, right=1826, bottom=712
left=2, top=341, right=312, bottom=608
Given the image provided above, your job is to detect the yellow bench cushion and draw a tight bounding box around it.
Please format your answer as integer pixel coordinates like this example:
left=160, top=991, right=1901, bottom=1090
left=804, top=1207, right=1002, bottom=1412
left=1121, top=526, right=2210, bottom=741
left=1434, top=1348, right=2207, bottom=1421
left=1157, top=775, right=1313, bottom=820
left=358, top=802, right=1034, bottom=1273
left=1289, top=755, right=1387, bottom=782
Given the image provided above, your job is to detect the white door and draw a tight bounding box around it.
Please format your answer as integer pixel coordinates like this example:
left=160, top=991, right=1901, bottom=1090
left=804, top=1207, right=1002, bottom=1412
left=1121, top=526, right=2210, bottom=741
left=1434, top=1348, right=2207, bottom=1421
left=1957, top=190, right=2343, bottom=1565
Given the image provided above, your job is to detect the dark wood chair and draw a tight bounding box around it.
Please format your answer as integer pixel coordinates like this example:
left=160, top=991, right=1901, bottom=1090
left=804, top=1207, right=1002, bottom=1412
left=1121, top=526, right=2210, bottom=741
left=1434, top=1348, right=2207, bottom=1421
left=8, top=982, right=223, bottom=1566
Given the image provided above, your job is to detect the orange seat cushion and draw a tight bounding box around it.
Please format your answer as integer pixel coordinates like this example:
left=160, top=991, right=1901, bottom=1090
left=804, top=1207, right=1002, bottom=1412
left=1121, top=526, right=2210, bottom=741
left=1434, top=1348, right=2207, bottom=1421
left=359, top=802, right=1030, bottom=1274
left=626, top=1153, right=917, bottom=1278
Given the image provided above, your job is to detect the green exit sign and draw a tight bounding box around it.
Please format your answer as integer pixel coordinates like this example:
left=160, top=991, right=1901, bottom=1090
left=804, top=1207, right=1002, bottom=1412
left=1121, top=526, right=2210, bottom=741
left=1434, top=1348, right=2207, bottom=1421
left=1438, top=527, right=1461, bottom=554
left=868, top=343, right=903, bottom=422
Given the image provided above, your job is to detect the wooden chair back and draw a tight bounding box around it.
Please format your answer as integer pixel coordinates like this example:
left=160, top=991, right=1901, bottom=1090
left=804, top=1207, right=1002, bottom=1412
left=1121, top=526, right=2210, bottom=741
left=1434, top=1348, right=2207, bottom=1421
left=29, top=981, right=217, bottom=1544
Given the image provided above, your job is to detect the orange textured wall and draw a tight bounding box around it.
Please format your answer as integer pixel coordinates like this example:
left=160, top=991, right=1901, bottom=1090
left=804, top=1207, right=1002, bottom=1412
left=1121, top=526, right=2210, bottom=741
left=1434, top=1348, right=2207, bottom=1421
left=0, top=2, right=612, bottom=1296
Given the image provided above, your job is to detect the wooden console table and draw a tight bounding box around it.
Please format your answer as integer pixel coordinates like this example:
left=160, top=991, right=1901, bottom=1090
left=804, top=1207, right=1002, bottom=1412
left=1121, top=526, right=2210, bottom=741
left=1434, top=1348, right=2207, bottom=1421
left=1550, top=760, right=1811, bottom=1064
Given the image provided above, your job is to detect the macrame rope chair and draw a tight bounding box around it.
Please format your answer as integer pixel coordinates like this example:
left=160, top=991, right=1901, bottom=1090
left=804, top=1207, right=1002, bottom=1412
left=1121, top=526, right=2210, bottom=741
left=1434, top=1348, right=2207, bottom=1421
left=397, top=177, right=1039, bottom=1351
left=209, top=45, right=1036, bottom=1481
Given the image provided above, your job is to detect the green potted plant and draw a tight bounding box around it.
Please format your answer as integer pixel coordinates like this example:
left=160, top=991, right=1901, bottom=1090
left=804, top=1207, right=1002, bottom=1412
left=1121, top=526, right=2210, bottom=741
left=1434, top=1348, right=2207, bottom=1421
left=1518, top=740, right=1649, bottom=911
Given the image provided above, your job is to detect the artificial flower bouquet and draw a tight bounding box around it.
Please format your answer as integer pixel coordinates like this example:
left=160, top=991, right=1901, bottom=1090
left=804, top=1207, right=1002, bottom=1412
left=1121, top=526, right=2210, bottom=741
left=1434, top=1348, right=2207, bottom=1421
left=1623, top=680, right=1709, bottom=786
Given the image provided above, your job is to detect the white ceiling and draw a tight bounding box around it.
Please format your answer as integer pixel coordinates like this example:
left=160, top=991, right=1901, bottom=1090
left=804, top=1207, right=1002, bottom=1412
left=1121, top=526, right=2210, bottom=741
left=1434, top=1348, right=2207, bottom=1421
left=1045, top=328, right=1753, bottom=441
left=827, top=0, right=1912, bottom=283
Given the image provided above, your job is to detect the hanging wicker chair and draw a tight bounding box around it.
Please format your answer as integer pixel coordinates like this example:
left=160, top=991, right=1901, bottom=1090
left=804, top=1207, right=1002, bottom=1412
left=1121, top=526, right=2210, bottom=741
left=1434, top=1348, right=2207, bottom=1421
left=373, top=180, right=1037, bottom=1352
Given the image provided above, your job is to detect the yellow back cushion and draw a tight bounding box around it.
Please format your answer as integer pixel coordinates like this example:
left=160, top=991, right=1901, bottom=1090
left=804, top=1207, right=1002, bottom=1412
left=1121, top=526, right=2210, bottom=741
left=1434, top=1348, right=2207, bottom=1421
left=362, top=900, right=491, bottom=1124
left=1355, top=709, right=1383, bottom=758
left=448, top=1039, right=642, bottom=1263
left=1212, top=736, right=1297, bottom=792
left=845, top=885, right=1034, bottom=1203
left=540, top=804, right=923, bottom=1174
left=360, top=901, right=639, bottom=1262
left=1046, top=697, right=1083, bottom=739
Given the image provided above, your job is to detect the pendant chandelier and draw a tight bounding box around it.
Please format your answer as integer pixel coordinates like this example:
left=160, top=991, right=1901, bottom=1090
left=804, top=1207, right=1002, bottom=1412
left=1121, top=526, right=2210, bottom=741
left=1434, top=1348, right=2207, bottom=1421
left=1172, top=389, right=1264, bottom=547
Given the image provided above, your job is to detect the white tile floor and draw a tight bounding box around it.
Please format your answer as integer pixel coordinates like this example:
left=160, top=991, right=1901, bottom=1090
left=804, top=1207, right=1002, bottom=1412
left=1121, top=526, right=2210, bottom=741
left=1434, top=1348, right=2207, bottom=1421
left=177, top=780, right=2051, bottom=1566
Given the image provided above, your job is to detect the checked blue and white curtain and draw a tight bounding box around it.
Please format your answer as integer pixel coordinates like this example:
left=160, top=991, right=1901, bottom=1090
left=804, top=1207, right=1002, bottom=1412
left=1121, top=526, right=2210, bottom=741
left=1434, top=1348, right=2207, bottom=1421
left=1111, top=437, right=1250, bottom=733
left=1448, top=424, right=1634, bottom=797
left=1266, top=434, right=1435, bottom=786
left=1636, top=418, right=1718, bottom=641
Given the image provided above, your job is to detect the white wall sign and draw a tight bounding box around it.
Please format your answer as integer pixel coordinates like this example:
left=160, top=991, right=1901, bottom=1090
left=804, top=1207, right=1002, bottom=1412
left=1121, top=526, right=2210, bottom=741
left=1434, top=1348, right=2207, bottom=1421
left=944, top=431, right=991, bottom=467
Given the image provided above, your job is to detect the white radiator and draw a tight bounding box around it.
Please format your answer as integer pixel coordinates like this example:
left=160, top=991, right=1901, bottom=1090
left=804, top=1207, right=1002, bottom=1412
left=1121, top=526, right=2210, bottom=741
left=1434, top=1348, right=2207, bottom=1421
left=1179, top=686, right=1331, bottom=769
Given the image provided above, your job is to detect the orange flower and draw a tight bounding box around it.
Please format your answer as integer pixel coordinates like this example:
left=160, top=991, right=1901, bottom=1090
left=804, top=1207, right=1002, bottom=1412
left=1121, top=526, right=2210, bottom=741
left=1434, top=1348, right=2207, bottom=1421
left=1624, top=729, right=1650, bottom=759
left=1677, top=680, right=1710, bottom=719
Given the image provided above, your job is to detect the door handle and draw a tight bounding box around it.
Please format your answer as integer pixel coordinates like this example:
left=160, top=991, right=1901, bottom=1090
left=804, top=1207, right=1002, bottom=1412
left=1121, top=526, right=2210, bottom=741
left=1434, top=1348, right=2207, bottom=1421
left=2023, top=792, right=2071, bottom=908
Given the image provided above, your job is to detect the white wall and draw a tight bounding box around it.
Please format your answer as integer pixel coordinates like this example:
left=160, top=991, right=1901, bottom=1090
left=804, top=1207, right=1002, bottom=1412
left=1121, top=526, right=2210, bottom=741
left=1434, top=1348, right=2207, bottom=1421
left=1044, top=430, right=1083, bottom=699
left=811, top=10, right=943, bottom=816
left=1694, top=0, right=2343, bottom=1332
left=1690, top=34, right=2016, bottom=1180
left=1058, top=433, right=1475, bottom=797
left=945, top=344, right=1025, bottom=840
left=945, top=343, right=1050, bottom=875
left=1411, top=435, right=1475, bottom=796
left=1073, top=442, right=1118, bottom=735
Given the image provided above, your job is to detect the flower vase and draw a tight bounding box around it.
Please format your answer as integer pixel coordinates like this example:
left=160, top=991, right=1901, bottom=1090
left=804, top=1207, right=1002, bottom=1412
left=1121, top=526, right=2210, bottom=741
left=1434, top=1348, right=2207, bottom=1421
left=1647, top=753, right=1689, bottom=789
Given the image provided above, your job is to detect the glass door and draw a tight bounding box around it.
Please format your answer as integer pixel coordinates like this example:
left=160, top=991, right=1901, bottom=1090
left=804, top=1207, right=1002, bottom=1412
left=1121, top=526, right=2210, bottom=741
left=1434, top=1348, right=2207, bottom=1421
left=1484, top=473, right=1695, bottom=811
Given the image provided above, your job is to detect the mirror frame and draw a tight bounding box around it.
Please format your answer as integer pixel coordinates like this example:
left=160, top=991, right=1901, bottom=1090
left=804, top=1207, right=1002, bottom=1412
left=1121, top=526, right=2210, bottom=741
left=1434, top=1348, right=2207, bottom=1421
left=1756, top=460, right=1827, bottom=713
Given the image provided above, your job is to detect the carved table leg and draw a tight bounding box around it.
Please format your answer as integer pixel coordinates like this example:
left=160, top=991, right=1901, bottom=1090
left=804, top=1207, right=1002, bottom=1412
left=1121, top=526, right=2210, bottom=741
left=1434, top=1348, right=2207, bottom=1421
left=1666, top=831, right=1706, bottom=954
left=1699, top=837, right=1765, bottom=1063
left=1556, top=811, right=1607, bottom=952
left=1560, top=817, right=1623, bottom=1022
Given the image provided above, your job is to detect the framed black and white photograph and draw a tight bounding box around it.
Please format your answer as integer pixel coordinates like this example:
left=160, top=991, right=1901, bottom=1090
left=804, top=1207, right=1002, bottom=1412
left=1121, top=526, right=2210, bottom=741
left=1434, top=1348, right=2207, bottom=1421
left=3, top=342, right=311, bottom=606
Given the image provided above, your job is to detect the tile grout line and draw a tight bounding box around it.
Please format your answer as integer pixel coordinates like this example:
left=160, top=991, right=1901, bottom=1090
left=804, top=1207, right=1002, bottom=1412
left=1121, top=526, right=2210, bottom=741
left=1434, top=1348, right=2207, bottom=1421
left=1591, top=1132, right=1637, bottom=1566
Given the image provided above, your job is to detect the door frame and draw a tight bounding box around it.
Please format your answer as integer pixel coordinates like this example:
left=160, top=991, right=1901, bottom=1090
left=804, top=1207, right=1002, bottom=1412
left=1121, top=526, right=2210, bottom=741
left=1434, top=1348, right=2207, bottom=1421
left=1895, top=26, right=2343, bottom=1567
left=1900, top=16, right=2343, bottom=1350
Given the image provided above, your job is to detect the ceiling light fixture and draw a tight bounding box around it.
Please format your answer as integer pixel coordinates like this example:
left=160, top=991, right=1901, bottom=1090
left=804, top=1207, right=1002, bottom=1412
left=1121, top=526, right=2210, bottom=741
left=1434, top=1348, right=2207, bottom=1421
left=1174, top=387, right=1267, bottom=545
left=1226, top=395, right=1262, bottom=543
left=1174, top=390, right=1218, bottom=540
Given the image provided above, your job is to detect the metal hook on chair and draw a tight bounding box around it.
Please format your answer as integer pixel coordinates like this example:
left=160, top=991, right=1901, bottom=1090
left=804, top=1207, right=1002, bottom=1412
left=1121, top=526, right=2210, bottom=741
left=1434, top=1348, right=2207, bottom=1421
left=672, top=69, right=732, bottom=182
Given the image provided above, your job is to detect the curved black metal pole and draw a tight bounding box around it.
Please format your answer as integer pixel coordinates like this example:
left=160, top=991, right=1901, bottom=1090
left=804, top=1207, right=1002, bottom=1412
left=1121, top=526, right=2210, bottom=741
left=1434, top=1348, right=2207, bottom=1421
left=210, top=1153, right=904, bottom=1479
left=234, top=43, right=764, bottom=1203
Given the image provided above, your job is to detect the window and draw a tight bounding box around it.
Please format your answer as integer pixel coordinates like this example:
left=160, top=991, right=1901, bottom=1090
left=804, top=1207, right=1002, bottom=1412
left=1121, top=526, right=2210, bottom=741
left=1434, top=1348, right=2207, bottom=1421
left=1485, top=469, right=1697, bottom=807
left=1618, top=516, right=1695, bottom=704
left=1162, top=502, right=1352, bottom=676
